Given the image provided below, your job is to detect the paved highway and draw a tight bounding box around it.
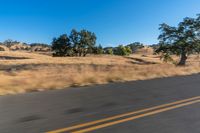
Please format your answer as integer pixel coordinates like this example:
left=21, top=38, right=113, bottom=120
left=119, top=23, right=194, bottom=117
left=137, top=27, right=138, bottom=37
left=0, top=74, right=200, bottom=133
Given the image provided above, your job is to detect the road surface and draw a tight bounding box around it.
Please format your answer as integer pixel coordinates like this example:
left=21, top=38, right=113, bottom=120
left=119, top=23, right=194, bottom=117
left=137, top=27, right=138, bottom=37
left=0, top=74, right=200, bottom=133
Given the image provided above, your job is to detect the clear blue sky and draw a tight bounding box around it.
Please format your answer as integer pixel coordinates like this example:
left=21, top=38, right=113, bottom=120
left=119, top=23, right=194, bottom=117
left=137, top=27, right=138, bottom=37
left=0, top=0, right=200, bottom=46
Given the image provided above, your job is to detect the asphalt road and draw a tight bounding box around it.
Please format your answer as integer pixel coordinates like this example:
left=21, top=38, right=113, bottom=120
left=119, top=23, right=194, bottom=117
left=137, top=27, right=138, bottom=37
left=0, top=74, right=200, bottom=133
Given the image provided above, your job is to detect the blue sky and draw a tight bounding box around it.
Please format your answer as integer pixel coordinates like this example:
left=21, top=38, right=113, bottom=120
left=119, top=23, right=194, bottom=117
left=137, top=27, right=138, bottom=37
left=0, top=0, right=200, bottom=46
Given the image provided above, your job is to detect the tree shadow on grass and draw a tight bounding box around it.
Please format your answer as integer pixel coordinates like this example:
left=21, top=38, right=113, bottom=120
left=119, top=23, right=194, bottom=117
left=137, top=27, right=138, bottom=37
left=0, top=56, right=31, bottom=60
left=125, top=57, right=158, bottom=65
left=0, top=63, right=126, bottom=72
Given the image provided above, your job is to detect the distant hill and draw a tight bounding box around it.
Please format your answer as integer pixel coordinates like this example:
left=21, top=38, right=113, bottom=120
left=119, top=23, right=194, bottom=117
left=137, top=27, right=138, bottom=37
left=134, top=46, right=154, bottom=55
left=0, top=44, right=9, bottom=51
left=0, top=41, right=51, bottom=52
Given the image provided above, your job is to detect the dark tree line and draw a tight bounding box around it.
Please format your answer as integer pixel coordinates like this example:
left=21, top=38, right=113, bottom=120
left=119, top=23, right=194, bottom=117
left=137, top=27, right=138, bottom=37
left=30, top=43, right=50, bottom=47
left=0, top=39, right=50, bottom=48
left=51, top=29, right=143, bottom=57
left=52, top=29, right=97, bottom=57
left=2, top=39, right=23, bottom=47
left=127, top=42, right=144, bottom=52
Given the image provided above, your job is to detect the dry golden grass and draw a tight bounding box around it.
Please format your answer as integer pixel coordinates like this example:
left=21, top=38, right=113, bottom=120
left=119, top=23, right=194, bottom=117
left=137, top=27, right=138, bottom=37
left=0, top=51, right=200, bottom=95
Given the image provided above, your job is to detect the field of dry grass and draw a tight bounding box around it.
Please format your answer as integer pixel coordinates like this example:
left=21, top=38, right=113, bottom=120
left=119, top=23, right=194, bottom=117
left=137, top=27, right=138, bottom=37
left=0, top=51, right=200, bottom=95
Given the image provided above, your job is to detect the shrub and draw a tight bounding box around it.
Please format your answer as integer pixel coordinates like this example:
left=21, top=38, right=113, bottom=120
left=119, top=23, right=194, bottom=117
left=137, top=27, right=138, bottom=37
left=114, top=45, right=132, bottom=56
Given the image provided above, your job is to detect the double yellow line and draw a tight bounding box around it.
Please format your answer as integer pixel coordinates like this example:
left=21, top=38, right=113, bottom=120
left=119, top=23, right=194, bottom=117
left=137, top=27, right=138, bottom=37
left=47, top=96, right=200, bottom=133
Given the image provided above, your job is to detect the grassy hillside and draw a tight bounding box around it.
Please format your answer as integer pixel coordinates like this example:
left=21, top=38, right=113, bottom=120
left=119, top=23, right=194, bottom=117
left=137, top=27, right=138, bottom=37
left=0, top=51, right=200, bottom=95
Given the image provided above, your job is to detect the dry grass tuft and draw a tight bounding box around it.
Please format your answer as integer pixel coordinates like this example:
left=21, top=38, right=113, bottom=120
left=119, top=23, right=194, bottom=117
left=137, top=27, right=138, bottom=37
left=0, top=51, right=200, bottom=95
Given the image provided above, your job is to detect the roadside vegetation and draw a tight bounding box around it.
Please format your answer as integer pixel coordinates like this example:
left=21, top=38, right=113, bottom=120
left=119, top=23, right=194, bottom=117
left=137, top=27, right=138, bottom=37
left=0, top=14, right=200, bottom=95
left=51, top=29, right=133, bottom=57
left=0, top=51, right=200, bottom=95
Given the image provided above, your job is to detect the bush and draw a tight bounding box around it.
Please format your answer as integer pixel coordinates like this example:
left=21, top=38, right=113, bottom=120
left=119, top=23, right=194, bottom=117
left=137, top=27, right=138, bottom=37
left=93, top=44, right=104, bottom=54
left=106, top=48, right=113, bottom=55
left=114, top=45, right=132, bottom=56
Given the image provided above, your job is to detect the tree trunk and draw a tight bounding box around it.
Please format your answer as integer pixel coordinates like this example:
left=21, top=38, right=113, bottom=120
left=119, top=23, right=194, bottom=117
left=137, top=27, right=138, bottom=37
left=83, top=49, right=88, bottom=57
left=83, top=51, right=87, bottom=57
left=78, top=49, right=82, bottom=57
left=178, top=52, right=187, bottom=66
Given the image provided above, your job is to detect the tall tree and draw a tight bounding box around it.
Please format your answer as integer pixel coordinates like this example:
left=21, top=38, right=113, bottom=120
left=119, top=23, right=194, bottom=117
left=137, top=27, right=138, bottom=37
left=52, top=29, right=97, bottom=57
left=52, top=34, right=72, bottom=56
left=156, top=15, right=200, bottom=66
left=79, top=30, right=97, bottom=56
left=69, top=29, right=81, bottom=56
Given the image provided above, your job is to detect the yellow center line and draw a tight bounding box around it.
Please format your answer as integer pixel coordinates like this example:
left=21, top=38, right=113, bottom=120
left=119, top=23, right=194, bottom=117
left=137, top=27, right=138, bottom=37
left=46, top=96, right=200, bottom=133
left=73, top=99, right=200, bottom=133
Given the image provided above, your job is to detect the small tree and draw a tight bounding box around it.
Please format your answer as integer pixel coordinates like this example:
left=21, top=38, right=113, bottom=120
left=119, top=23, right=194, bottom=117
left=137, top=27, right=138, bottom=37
left=125, top=46, right=132, bottom=55
left=107, top=48, right=113, bottom=55
left=94, top=44, right=104, bottom=54
left=114, top=45, right=132, bottom=56
left=156, top=15, right=200, bottom=66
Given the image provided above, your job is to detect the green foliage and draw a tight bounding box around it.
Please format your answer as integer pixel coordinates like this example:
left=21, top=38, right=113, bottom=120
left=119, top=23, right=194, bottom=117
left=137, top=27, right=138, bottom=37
left=160, top=53, right=176, bottom=64
left=95, top=44, right=104, bottom=54
left=30, top=43, right=50, bottom=47
left=156, top=14, right=200, bottom=66
left=52, top=34, right=71, bottom=56
left=79, top=29, right=97, bottom=56
left=114, top=45, right=132, bottom=56
left=0, top=47, right=5, bottom=51
left=126, top=46, right=132, bottom=55
left=106, top=48, right=113, bottom=55
left=52, top=29, right=97, bottom=57
left=195, top=41, right=200, bottom=54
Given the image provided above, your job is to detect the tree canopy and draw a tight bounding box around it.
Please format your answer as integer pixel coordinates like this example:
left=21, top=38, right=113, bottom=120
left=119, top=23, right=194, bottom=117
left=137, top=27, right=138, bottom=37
left=52, top=29, right=97, bottom=57
left=156, top=14, right=200, bottom=65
